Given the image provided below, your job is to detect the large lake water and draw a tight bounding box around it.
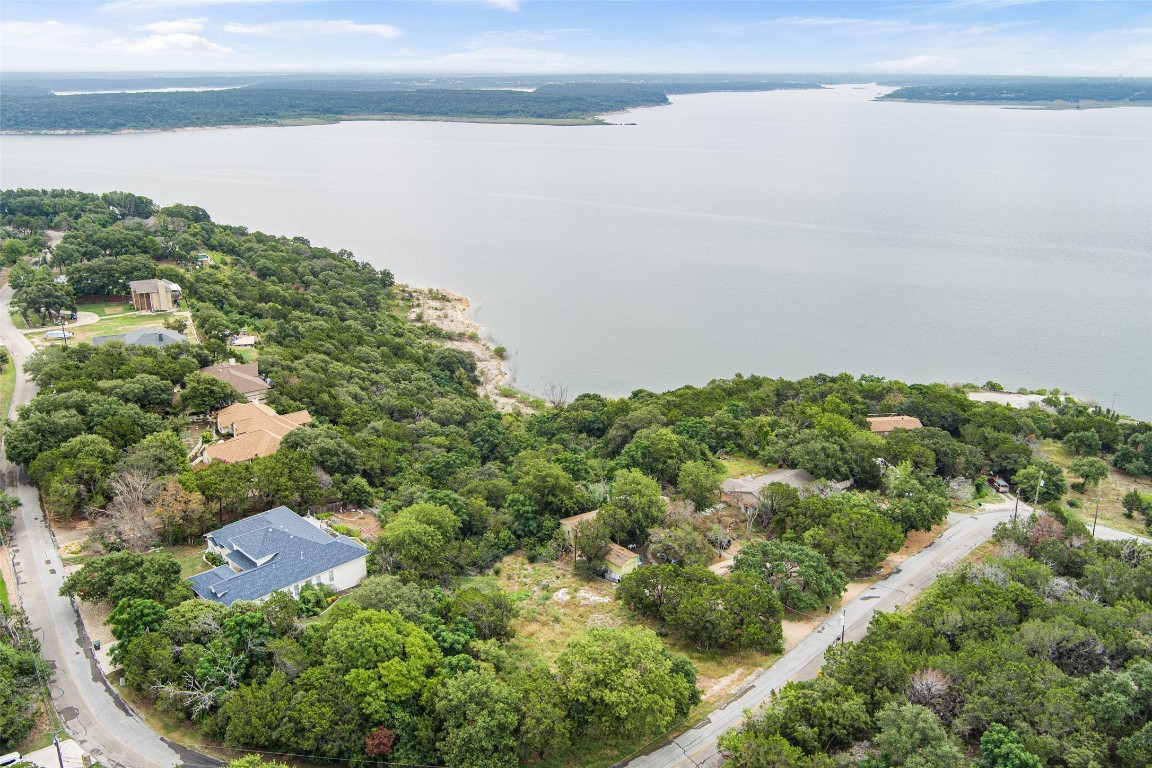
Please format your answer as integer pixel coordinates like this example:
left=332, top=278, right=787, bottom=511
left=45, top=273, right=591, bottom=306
left=2, top=85, right=1150, bottom=417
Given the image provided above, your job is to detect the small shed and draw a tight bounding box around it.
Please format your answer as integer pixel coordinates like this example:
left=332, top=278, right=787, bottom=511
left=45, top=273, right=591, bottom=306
left=605, top=543, right=639, bottom=582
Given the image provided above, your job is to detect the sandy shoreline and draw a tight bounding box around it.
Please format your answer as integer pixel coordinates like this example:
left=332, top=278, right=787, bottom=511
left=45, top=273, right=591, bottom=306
left=402, top=284, right=536, bottom=414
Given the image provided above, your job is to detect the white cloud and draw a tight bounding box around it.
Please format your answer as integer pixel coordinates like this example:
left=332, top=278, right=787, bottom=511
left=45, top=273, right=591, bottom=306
left=102, top=0, right=290, bottom=10
left=483, top=0, right=521, bottom=10
left=473, top=28, right=584, bottom=44
left=868, top=54, right=959, bottom=72
left=133, top=17, right=207, bottom=34
left=103, top=32, right=232, bottom=54
left=223, top=19, right=402, bottom=39
left=0, top=20, right=103, bottom=51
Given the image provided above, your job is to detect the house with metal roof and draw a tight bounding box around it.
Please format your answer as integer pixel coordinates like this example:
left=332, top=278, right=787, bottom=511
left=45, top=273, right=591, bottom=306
left=188, top=506, right=368, bottom=606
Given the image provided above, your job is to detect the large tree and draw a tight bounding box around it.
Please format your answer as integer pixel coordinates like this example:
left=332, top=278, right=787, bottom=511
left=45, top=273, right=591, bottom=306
left=733, top=540, right=848, bottom=612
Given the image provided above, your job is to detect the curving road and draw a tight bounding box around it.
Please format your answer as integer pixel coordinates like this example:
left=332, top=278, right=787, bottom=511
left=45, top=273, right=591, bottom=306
left=625, top=503, right=1147, bottom=768
left=1, top=286, right=218, bottom=768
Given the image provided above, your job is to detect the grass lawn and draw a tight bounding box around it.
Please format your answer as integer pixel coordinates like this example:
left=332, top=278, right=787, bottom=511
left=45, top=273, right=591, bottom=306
left=8, top=311, right=29, bottom=330
left=721, top=456, right=773, bottom=478
left=0, top=570, right=8, bottom=607
left=1037, top=439, right=1151, bottom=536
left=0, top=356, right=16, bottom=421
left=81, top=300, right=135, bottom=317
left=155, top=544, right=212, bottom=578
left=31, top=311, right=182, bottom=347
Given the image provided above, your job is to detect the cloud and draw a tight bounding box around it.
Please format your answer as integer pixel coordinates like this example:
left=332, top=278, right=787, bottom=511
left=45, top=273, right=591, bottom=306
left=102, top=0, right=290, bottom=9
left=103, top=32, right=232, bottom=54
left=223, top=19, right=402, bottom=39
left=133, top=18, right=207, bottom=34
left=483, top=0, right=521, bottom=10
left=868, top=54, right=959, bottom=72
left=473, top=28, right=584, bottom=44
left=0, top=20, right=103, bottom=51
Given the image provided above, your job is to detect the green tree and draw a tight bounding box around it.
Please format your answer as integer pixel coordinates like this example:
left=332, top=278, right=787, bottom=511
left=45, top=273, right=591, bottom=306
left=60, top=552, right=191, bottom=606
left=647, top=523, right=715, bottom=568
left=108, top=598, right=168, bottom=664
left=678, top=459, right=722, bottom=511
left=882, top=463, right=951, bottom=532
left=556, top=627, right=697, bottom=738
left=433, top=668, right=520, bottom=768
left=377, top=502, right=462, bottom=583
left=976, top=724, right=1042, bottom=768
left=177, top=372, right=241, bottom=415
left=1069, top=456, right=1109, bottom=491
left=0, top=492, right=21, bottom=534
left=1062, top=430, right=1102, bottom=457
left=598, top=468, right=666, bottom=545
left=872, top=703, right=965, bottom=768
left=732, top=540, right=847, bottom=612
left=1012, top=463, right=1067, bottom=504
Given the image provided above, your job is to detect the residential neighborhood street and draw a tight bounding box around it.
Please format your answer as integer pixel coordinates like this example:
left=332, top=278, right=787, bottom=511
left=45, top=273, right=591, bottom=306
left=624, top=503, right=1147, bottom=768
left=1, top=286, right=217, bottom=768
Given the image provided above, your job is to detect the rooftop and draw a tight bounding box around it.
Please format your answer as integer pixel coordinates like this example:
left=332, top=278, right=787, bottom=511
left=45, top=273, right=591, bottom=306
left=866, top=415, right=924, bottom=434
left=189, top=506, right=366, bottom=606
left=201, top=360, right=270, bottom=395
left=606, top=542, right=638, bottom=567
left=721, top=468, right=818, bottom=495
left=92, top=327, right=187, bottom=348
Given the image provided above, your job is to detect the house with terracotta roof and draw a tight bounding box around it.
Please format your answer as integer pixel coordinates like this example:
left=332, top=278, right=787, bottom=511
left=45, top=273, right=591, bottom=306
left=188, top=506, right=367, bottom=606
left=201, top=401, right=312, bottom=464
left=200, top=360, right=271, bottom=403
left=866, top=415, right=924, bottom=437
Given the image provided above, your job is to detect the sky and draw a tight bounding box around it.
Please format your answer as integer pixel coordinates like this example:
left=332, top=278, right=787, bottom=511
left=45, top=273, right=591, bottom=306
left=1, top=1, right=1149, bottom=75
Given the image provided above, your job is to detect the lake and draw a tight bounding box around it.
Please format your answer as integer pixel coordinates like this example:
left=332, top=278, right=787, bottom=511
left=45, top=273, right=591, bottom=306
left=2, top=85, right=1150, bottom=417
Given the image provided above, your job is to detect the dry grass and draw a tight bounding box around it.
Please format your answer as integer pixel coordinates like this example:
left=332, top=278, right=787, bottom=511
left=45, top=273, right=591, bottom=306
left=721, top=456, right=773, bottom=478
left=1037, top=439, right=1151, bottom=536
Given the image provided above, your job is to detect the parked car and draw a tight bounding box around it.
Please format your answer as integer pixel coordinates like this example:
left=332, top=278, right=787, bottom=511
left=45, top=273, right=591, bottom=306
left=44, top=329, right=74, bottom=340
left=989, top=476, right=1011, bottom=494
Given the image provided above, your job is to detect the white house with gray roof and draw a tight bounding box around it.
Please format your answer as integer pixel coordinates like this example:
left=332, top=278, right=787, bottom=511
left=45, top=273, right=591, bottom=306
left=189, top=506, right=367, bottom=607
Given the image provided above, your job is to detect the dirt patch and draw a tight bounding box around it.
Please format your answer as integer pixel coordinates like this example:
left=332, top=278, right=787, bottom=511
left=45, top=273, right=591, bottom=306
left=330, top=509, right=382, bottom=539
left=552, top=587, right=571, bottom=602
left=75, top=598, right=116, bottom=673
left=404, top=286, right=535, bottom=414
left=575, top=587, right=610, bottom=605
left=700, top=667, right=749, bottom=701
left=1, top=546, right=20, bottom=610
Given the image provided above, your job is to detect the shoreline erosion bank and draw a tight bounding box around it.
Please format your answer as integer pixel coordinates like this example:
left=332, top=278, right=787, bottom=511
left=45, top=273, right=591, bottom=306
left=402, top=285, right=537, bottom=414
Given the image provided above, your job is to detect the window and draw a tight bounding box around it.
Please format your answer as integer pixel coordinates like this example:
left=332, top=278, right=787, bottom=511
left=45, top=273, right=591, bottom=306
left=329, top=569, right=335, bottom=583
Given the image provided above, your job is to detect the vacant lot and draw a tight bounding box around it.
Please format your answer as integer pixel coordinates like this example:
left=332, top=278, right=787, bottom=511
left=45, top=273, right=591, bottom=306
left=1038, top=439, right=1151, bottom=536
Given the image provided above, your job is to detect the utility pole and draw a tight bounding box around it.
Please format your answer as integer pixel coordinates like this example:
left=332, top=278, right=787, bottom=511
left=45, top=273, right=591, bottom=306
left=1013, top=489, right=1020, bottom=524
left=1033, top=469, right=1044, bottom=511
left=839, top=608, right=846, bottom=648
left=1092, top=494, right=1101, bottom=538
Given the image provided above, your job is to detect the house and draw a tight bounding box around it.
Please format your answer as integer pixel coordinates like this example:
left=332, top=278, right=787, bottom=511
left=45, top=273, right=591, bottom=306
left=230, top=333, right=258, bottom=347
left=201, top=400, right=311, bottom=464
left=866, top=415, right=924, bottom=437
left=194, top=253, right=213, bottom=268
left=128, top=279, right=181, bottom=312
left=200, top=360, right=270, bottom=402
left=721, top=468, right=820, bottom=516
left=188, top=506, right=368, bottom=606
left=605, top=543, right=640, bottom=582
left=93, top=327, right=187, bottom=348
left=557, top=510, right=600, bottom=547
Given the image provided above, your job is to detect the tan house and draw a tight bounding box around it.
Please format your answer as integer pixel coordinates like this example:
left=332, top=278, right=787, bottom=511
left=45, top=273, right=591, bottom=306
left=201, top=401, right=312, bottom=464
left=200, top=361, right=271, bottom=403
left=558, top=510, right=600, bottom=547
left=866, top=415, right=924, bottom=437
left=129, top=279, right=181, bottom=312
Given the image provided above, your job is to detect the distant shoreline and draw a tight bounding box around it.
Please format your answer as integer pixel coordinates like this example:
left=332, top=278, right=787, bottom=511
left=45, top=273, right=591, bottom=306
left=878, top=98, right=1152, bottom=110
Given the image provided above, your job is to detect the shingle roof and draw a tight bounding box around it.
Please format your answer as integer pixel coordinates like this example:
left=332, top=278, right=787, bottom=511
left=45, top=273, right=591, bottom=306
left=200, top=361, right=270, bottom=395
left=93, top=327, right=187, bottom=347
left=190, top=506, right=367, bottom=606
left=216, top=401, right=310, bottom=440
left=866, top=415, right=924, bottom=434
left=721, top=468, right=818, bottom=495
left=606, top=542, right=638, bottom=568
left=202, top=430, right=283, bottom=464
left=558, top=510, right=600, bottom=528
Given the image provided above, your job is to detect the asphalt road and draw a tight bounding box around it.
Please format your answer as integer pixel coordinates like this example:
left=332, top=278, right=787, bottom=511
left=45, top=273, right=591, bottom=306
left=624, top=504, right=1147, bottom=768
left=1, top=286, right=216, bottom=768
